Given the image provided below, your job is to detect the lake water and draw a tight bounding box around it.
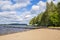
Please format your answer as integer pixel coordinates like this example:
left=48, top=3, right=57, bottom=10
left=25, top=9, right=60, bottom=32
left=0, top=25, right=34, bottom=35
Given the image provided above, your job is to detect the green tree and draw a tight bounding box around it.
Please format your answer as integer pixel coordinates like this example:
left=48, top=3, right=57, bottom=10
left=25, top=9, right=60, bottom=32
left=29, top=17, right=37, bottom=25
left=29, top=2, right=60, bottom=27
left=57, top=2, right=60, bottom=26
left=48, top=1, right=58, bottom=26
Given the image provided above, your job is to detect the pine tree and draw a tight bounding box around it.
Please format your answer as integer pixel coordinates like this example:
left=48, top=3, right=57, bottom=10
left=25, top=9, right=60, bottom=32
left=40, top=2, right=50, bottom=26
left=29, top=2, right=60, bottom=27
left=57, top=2, right=60, bottom=26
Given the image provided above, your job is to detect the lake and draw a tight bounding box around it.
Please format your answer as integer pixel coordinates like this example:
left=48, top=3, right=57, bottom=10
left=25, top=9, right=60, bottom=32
left=0, top=25, right=34, bottom=35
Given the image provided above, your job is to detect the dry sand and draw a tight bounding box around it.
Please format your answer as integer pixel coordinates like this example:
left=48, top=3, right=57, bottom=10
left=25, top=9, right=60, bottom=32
left=0, top=29, right=60, bottom=40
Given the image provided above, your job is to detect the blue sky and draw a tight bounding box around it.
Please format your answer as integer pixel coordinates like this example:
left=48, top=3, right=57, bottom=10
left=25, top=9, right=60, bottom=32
left=0, top=0, right=59, bottom=24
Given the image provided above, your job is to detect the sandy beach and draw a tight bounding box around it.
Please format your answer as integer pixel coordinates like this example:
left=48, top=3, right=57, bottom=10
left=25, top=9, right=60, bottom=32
left=0, top=29, right=60, bottom=40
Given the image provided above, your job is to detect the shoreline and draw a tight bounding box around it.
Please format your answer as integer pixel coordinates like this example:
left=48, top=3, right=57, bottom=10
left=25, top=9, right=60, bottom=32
left=0, top=28, right=60, bottom=40
left=0, top=27, right=60, bottom=36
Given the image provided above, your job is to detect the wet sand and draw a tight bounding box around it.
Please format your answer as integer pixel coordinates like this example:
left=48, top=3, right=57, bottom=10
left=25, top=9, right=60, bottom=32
left=0, top=29, right=60, bottom=40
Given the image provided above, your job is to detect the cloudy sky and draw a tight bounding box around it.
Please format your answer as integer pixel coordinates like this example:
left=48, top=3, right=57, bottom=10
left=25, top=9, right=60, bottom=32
left=0, top=0, right=59, bottom=24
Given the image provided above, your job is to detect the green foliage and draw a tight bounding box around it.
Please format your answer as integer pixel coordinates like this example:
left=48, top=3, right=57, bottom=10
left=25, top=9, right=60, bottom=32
left=29, top=1, right=60, bottom=27
left=29, top=17, right=36, bottom=25
left=57, top=2, right=60, bottom=26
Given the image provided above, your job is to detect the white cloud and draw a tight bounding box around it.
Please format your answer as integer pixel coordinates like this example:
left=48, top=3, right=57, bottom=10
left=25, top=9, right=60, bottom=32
left=20, top=11, right=31, bottom=18
left=15, top=11, right=33, bottom=24
left=25, top=14, right=31, bottom=17
left=20, top=11, right=32, bottom=20
left=19, top=18, right=23, bottom=22
left=47, top=0, right=60, bottom=4
left=0, top=0, right=31, bottom=24
left=53, top=0, right=58, bottom=4
left=0, top=0, right=31, bottom=11
left=47, top=0, right=53, bottom=3
left=57, top=0, right=60, bottom=2
left=0, top=1, right=12, bottom=7
left=1, top=3, right=28, bottom=11
left=1, top=0, right=59, bottom=24
left=0, top=0, right=10, bottom=1
left=31, top=1, right=46, bottom=15
left=38, top=1, right=46, bottom=6
left=32, top=5, right=40, bottom=11
left=13, top=0, right=30, bottom=3
left=0, top=11, right=21, bottom=24
left=38, top=1, right=46, bottom=12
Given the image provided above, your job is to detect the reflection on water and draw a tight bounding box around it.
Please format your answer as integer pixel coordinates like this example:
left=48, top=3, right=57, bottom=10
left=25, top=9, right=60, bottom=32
left=0, top=25, right=33, bottom=35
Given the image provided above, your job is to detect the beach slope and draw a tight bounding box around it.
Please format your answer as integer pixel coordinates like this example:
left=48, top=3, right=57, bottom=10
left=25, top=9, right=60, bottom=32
left=0, top=29, right=60, bottom=40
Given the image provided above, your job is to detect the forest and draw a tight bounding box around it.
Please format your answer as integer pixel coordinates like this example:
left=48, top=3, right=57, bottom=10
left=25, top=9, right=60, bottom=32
left=29, top=1, right=60, bottom=27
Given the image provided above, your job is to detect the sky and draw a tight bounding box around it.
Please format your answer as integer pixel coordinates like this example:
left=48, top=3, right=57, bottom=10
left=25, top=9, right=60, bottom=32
left=0, top=0, right=60, bottom=24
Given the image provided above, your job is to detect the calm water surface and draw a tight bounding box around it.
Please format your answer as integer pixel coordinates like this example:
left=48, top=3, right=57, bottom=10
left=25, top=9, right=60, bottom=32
left=0, top=25, right=33, bottom=35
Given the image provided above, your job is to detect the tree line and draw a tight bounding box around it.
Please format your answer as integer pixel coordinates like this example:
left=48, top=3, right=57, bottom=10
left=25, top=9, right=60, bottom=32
left=29, top=1, right=60, bottom=27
